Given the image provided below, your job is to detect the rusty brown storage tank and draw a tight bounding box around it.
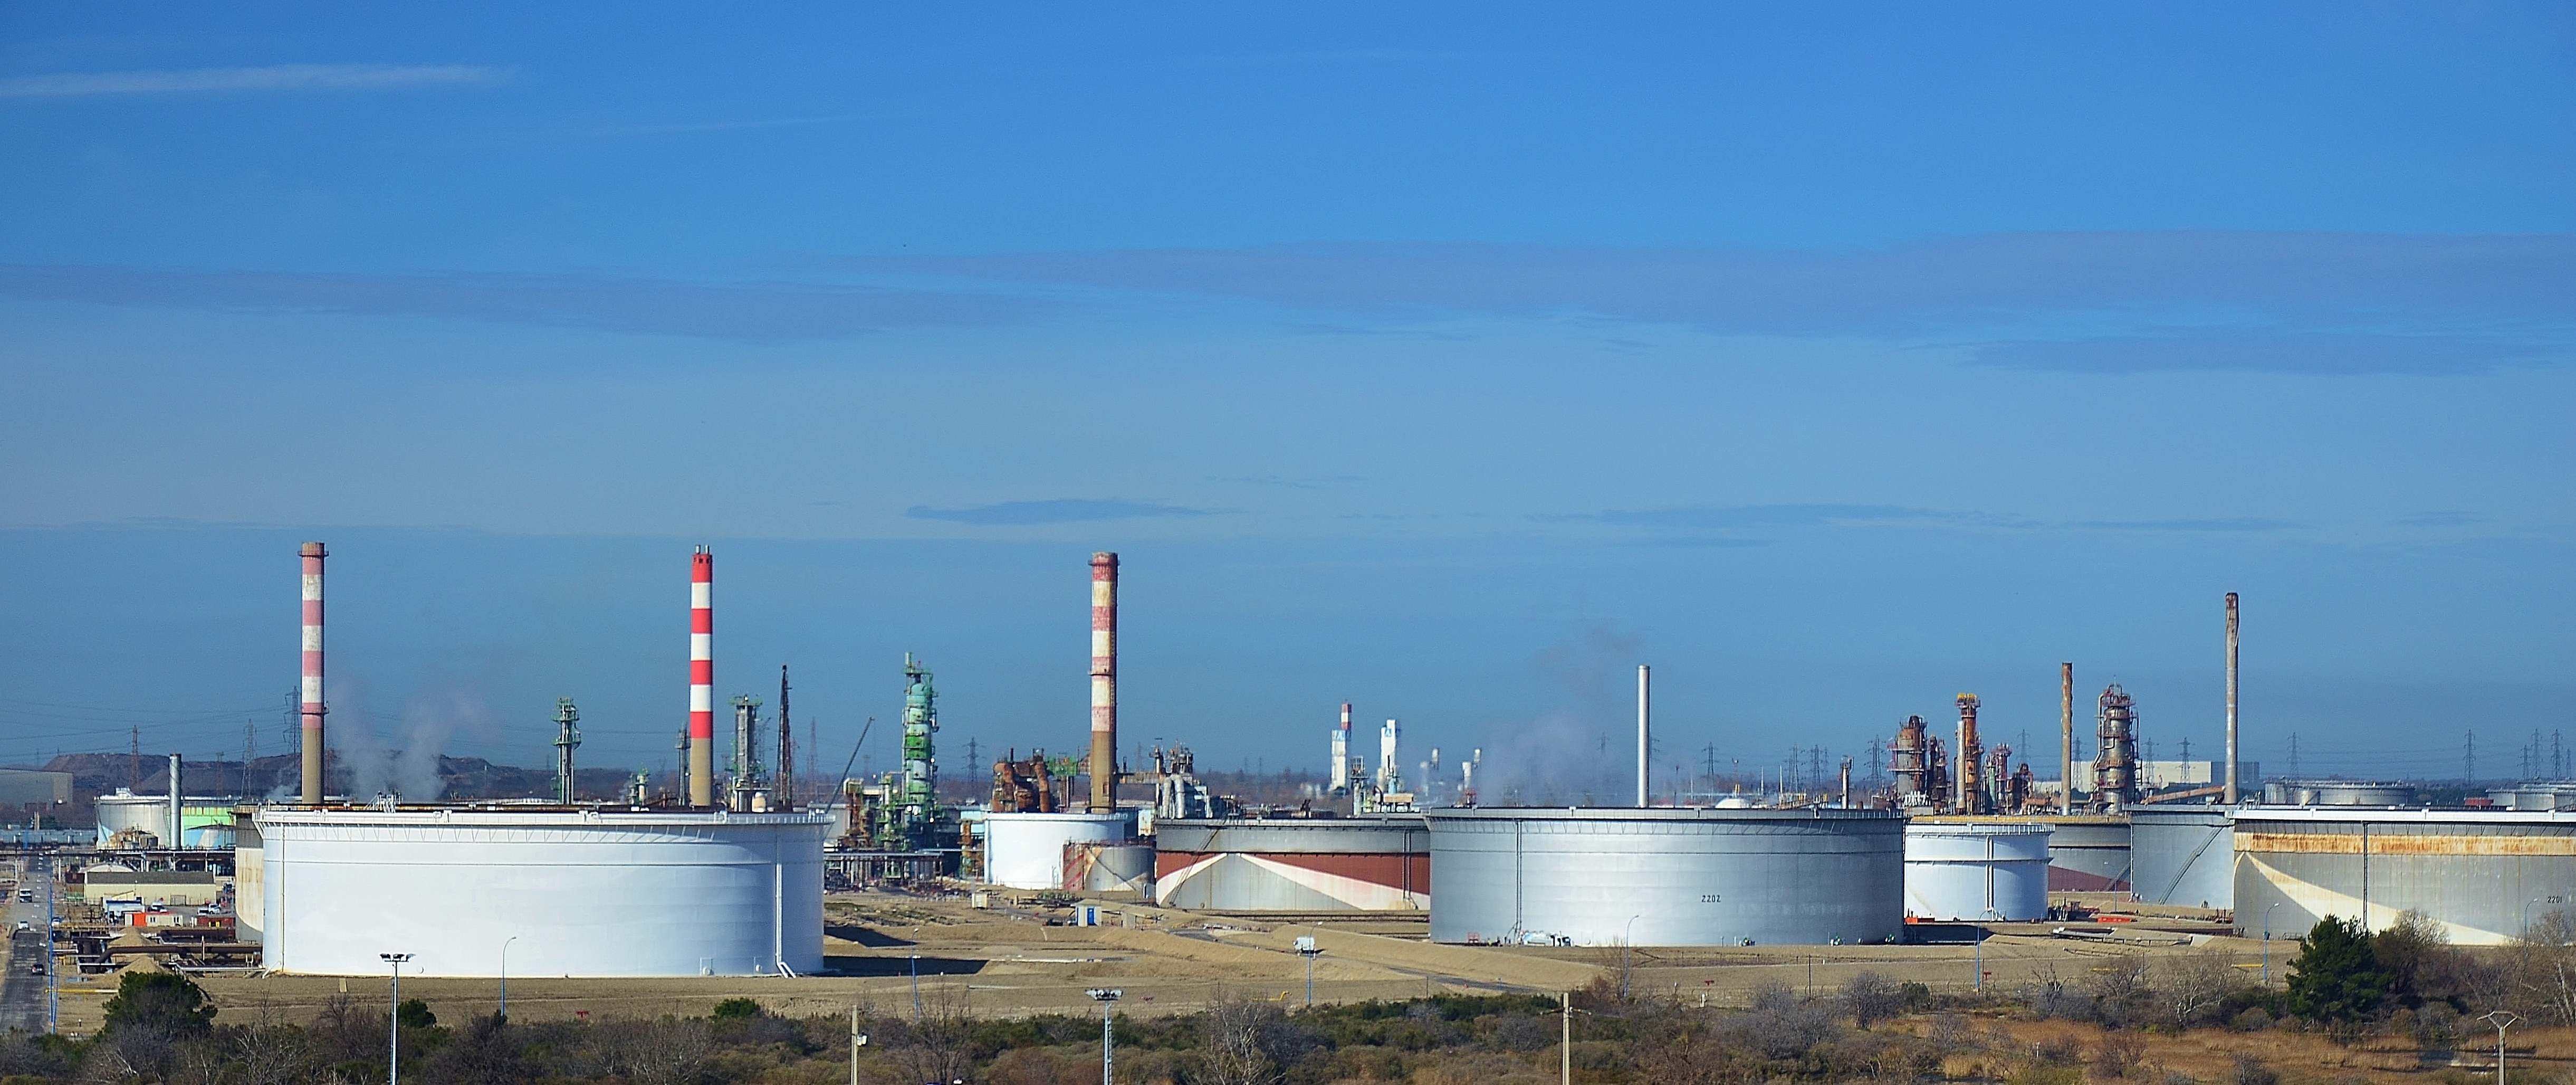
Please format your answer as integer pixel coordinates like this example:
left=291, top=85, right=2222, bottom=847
left=1426, top=807, right=1903, bottom=946
left=2233, top=806, right=2576, bottom=945
left=1155, top=816, right=1429, bottom=911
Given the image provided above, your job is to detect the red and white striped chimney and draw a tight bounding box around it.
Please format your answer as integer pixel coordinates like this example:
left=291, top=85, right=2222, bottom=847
left=299, top=541, right=327, bottom=805
left=689, top=548, right=714, bottom=808
left=1088, top=552, right=1118, bottom=813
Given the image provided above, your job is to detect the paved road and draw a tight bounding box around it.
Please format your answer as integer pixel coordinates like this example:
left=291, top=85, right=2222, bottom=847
left=0, top=884, right=53, bottom=1032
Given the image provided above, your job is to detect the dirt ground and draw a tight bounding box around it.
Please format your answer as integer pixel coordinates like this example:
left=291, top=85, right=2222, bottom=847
left=91, top=891, right=2278, bottom=1035
left=1964, top=1017, right=2575, bottom=1085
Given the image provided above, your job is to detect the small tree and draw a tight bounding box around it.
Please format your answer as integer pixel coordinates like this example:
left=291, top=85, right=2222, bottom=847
left=2285, top=916, right=2391, bottom=1022
left=711, top=997, right=764, bottom=1020
left=1838, top=971, right=1903, bottom=1030
left=100, top=970, right=217, bottom=1038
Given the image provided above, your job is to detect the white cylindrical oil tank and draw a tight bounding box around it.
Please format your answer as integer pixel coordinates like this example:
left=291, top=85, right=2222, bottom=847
left=982, top=811, right=1132, bottom=890
left=95, top=790, right=169, bottom=846
left=1426, top=807, right=1904, bottom=946
left=2234, top=806, right=2576, bottom=945
left=1068, top=843, right=1156, bottom=894
left=2128, top=806, right=2235, bottom=908
left=1903, top=822, right=2052, bottom=920
left=256, top=807, right=829, bottom=977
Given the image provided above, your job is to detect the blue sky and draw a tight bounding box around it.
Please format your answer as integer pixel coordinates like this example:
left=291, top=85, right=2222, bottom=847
left=2, top=4, right=2570, bottom=793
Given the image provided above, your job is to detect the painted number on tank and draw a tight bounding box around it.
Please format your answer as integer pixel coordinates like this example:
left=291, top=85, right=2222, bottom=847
left=1700, top=894, right=1721, bottom=903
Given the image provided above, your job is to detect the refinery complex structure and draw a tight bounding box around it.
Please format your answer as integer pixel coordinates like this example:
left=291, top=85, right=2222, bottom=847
left=11, top=541, right=2576, bottom=1008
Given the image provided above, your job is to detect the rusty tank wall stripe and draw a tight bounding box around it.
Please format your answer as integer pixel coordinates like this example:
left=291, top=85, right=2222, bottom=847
left=2237, top=831, right=2576, bottom=856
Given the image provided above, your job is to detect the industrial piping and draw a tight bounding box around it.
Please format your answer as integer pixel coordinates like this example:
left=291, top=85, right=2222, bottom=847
left=689, top=548, right=714, bottom=808
left=1089, top=552, right=1119, bottom=814
left=299, top=541, right=327, bottom=805
left=2225, top=592, right=2240, bottom=806
left=1635, top=665, right=1651, bottom=808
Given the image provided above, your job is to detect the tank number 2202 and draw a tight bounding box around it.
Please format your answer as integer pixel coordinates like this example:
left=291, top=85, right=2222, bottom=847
left=1699, top=894, right=1721, bottom=903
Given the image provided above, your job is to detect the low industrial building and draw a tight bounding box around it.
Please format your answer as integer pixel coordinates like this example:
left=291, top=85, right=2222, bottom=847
left=80, top=869, right=221, bottom=907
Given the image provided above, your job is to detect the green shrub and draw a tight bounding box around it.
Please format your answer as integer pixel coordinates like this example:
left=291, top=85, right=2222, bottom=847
left=100, top=971, right=216, bottom=1038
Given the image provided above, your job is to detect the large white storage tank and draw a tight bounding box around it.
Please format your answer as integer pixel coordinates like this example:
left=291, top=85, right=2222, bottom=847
left=1903, top=821, right=2052, bottom=921
left=2128, top=806, right=2235, bottom=909
left=982, top=811, right=1133, bottom=890
left=1426, top=807, right=1904, bottom=946
left=256, top=807, right=830, bottom=977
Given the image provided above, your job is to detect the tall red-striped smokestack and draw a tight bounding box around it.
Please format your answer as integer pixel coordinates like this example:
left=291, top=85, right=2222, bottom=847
left=1089, top=552, right=1118, bottom=813
left=689, top=548, right=714, bottom=808
left=299, top=541, right=327, bottom=805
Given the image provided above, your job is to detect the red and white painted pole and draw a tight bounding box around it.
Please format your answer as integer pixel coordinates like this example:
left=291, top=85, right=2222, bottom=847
left=299, top=541, right=327, bottom=805
left=690, top=548, right=715, bottom=808
left=1088, top=552, right=1118, bottom=813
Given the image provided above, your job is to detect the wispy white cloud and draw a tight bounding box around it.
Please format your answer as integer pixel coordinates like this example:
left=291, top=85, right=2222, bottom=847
left=0, top=63, right=507, bottom=99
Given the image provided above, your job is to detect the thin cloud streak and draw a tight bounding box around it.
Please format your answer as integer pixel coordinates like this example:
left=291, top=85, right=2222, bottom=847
left=0, top=63, right=509, bottom=98
left=843, top=232, right=2576, bottom=375
left=0, top=263, right=1062, bottom=342
left=1552, top=503, right=2307, bottom=538
left=904, top=499, right=1223, bottom=526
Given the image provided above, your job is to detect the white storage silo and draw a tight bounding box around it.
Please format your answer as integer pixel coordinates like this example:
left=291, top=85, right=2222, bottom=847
left=256, top=806, right=829, bottom=977
left=1903, top=822, right=2052, bottom=921
left=1427, top=807, right=1905, bottom=946
left=982, top=811, right=1133, bottom=889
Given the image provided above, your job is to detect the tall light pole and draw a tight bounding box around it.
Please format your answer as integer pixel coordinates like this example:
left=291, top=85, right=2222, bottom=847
left=380, top=953, right=414, bottom=1085
left=1087, top=988, right=1122, bottom=1085
left=2262, top=903, right=2281, bottom=983
left=1295, top=936, right=1321, bottom=1007
left=500, top=937, right=518, bottom=1021
left=2482, top=1010, right=2520, bottom=1085
left=42, top=850, right=57, bottom=1034
left=1559, top=992, right=1572, bottom=1085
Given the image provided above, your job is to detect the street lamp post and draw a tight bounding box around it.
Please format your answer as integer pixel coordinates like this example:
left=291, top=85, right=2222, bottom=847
left=1087, top=988, right=1122, bottom=1085
left=380, top=953, right=414, bottom=1085
left=500, top=936, right=518, bottom=1022
left=2263, top=903, right=2281, bottom=983
left=2482, top=1010, right=2520, bottom=1085
left=2523, top=897, right=2564, bottom=940
left=1622, top=915, right=1640, bottom=999
left=847, top=1006, right=868, bottom=1085
left=1295, top=936, right=1321, bottom=1007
